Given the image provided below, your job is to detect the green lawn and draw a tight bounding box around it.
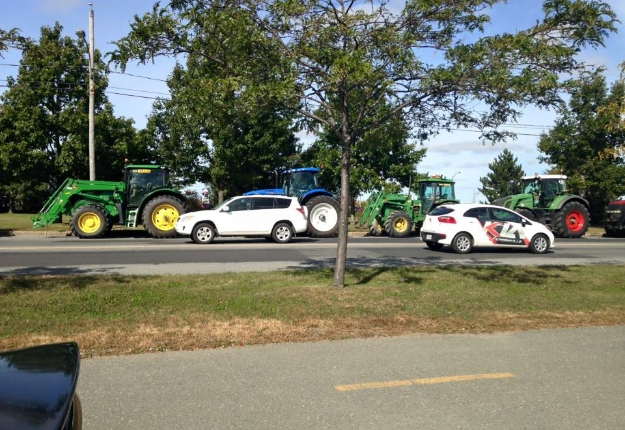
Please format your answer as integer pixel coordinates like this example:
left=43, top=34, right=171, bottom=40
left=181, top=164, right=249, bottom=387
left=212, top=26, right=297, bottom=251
left=1, top=265, right=623, bottom=356
left=0, top=213, right=70, bottom=232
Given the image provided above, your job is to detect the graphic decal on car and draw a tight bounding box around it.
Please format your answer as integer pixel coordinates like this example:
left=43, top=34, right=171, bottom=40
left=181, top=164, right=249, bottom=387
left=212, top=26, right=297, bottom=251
left=484, top=222, right=530, bottom=246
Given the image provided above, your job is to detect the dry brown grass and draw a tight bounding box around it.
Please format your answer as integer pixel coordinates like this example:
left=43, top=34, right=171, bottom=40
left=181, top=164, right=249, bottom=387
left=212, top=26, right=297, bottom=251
left=2, top=310, right=623, bottom=358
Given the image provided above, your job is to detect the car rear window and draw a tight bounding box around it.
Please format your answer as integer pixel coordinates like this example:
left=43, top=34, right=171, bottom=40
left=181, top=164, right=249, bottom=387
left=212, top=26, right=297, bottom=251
left=430, top=206, right=454, bottom=216
left=274, top=198, right=292, bottom=209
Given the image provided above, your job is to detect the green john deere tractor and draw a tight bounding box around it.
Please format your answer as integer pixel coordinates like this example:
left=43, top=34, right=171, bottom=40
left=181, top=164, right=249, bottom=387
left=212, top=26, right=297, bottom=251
left=32, top=164, right=186, bottom=238
left=359, top=176, right=459, bottom=237
left=492, top=174, right=590, bottom=238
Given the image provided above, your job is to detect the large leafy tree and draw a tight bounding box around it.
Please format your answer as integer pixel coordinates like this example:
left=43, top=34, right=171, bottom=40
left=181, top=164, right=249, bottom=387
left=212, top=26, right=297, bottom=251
left=140, top=64, right=300, bottom=201
left=113, top=0, right=616, bottom=286
left=538, top=71, right=625, bottom=221
left=479, top=149, right=525, bottom=203
left=302, top=110, right=426, bottom=199
left=0, top=23, right=141, bottom=212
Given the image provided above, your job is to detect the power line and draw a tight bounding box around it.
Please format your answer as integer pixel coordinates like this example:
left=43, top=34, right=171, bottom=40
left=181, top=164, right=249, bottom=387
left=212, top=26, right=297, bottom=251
left=108, top=85, right=169, bottom=96
left=108, top=70, right=168, bottom=82
left=106, top=90, right=169, bottom=100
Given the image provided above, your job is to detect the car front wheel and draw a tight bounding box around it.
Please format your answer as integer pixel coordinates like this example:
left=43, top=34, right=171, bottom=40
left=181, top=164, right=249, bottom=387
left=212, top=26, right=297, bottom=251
left=451, top=233, right=473, bottom=254
left=529, top=234, right=550, bottom=254
left=191, top=223, right=216, bottom=244
left=272, top=222, right=293, bottom=243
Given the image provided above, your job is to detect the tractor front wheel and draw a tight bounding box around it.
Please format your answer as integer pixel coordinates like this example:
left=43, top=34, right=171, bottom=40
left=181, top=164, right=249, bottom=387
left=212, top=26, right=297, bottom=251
left=142, top=195, right=186, bottom=238
left=368, top=219, right=385, bottom=236
left=305, top=196, right=339, bottom=238
left=552, top=201, right=590, bottom=238
left=71, top=205, right=108, bottom=239
left=516, top=208, right=537, bottom=222
left=384, top=211, right=413, bottom=238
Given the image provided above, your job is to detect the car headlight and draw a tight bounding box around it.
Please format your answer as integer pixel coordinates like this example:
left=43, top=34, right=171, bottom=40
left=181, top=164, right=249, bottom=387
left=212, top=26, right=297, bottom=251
left=180, top=214, right=195, bottom=222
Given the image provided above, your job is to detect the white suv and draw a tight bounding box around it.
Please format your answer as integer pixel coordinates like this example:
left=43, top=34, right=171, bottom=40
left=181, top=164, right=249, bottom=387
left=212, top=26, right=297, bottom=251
left=175, top=195, right=308, bottom=244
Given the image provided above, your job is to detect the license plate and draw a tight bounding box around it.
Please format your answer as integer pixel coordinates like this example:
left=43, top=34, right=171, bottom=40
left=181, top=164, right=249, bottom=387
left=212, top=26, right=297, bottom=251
left=426, top=234, right=432, bottom=240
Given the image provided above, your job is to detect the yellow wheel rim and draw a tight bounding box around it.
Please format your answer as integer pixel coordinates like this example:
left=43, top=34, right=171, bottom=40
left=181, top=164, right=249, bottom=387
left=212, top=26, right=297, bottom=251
left=151, top=204, right=180, bottom=231
left=78, top=212, right=101, bottom=234
left=394, top=218, right=408, bottom=232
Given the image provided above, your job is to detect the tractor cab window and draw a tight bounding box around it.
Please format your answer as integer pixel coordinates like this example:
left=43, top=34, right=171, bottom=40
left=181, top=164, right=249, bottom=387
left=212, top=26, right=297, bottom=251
left=522, top=179, right=540, bottom=194
left=127, top=168, right=168, bottom=206
left=285, top=171, right=318, bottom=197
left=438, top=183, right=455, bottom=200
left=541, top=179, right=564, bottom=200
left=419, top=182, right=437, bottom=213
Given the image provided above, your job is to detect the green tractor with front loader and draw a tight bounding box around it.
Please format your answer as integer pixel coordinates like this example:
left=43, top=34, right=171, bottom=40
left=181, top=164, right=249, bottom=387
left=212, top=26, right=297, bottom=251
left=492, top=174, right=590, bottom=238
left=359, top=176, right=459, bottom=237
left=32, top=164, right=186, bottom=238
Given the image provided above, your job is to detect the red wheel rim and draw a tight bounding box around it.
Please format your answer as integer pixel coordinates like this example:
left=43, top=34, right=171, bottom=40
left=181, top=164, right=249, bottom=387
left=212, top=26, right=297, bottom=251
left=566, top=210, right=585, bottom=232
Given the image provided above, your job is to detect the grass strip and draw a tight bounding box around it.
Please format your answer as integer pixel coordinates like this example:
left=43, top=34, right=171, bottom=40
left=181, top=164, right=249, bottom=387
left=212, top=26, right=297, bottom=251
left=1, top=265, right=624, bottom=357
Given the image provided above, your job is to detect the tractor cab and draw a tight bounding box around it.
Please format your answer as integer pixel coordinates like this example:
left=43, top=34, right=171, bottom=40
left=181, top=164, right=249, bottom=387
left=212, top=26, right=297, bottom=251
left=124, top=165, right=170, bottom=207
left=520, top=175, right=566, bottom=208
left=282, top=168, right=321, bottom=198
left=417, top=177, right=457, bottom=214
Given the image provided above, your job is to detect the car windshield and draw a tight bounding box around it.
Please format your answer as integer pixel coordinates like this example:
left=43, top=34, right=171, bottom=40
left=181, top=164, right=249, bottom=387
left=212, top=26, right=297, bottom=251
left=430, top=206, right=454, bottom=216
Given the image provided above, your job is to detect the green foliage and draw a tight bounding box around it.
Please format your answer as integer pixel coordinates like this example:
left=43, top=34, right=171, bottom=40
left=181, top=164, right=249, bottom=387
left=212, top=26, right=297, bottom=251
left=479, top=149, right=525, bottom=202
left=139, top=64, right=300, bottom=199
left=0, top=28, right=27, bottom=56
left=112, top=0, right=617, bottom=285
left=0, top=23, right=146, bottom=212
left=301, top=110, right=426, bottom=198
left=538, top=71, right=625, bottom=220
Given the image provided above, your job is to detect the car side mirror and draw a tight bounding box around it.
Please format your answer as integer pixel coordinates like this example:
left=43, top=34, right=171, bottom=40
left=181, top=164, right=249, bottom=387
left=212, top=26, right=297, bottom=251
left=521, top=219, right=528, bottom=227
left=221, top=206, right=230, bottom=212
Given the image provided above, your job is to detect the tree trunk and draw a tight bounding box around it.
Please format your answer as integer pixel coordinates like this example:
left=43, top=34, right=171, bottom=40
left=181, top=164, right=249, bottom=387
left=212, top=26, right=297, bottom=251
left=333, top=135, right=351, bottom=288
left=218, top=189, right=225, bottom=204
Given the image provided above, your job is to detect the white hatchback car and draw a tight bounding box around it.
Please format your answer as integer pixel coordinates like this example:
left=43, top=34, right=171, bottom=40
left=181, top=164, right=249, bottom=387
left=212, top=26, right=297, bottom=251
left=420, top=203, right=555, bottom=254
left=175, top=195, right=308, bottom=244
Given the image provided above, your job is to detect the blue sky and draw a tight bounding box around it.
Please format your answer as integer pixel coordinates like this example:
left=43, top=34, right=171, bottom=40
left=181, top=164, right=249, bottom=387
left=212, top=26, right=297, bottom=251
left=1, top=0, right=624, bottom=200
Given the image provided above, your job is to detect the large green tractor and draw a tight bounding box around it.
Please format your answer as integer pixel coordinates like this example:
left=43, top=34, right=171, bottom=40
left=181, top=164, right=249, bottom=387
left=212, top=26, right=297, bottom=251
left=492, top=174, right=590, bottom=238
left=32, top=164, right=186, bottom=238
left=359, top=176, right=459, bottom=237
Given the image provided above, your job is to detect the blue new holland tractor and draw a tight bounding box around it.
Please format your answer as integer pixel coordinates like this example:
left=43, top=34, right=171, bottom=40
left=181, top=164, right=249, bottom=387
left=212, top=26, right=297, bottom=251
left=244, top=168, right=339, bottom=237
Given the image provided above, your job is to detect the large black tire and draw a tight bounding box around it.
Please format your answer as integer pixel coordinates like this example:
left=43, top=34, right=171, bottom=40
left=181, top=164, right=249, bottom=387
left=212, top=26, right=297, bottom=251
left=271, top=222, right=294, bottom=243
left=384, top=210, right=413, bottom=238
left=451, top=232, right=473, bottom=254
left=142, top=195, right=186, bottom=238
left=552, top=201, right=590, bottom=238
left=529, top=233, right=550, bottom=254
left=305, top=195, right=339, bottom=238
left=516, top=208, right=537, bottom=222
left=70, top=205, right=108, bottom=239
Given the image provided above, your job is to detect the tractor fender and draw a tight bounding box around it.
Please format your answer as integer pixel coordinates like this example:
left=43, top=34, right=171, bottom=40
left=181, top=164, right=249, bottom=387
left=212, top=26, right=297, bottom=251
left=299, top=189, right=335, bottom=205
left=137, top=189, right=187, bottom=221
left=554, top=195, right=590, bottom=211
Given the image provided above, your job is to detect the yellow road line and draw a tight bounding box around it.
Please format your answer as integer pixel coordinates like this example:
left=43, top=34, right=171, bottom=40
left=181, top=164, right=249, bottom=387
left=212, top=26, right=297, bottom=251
left=335, top=372, right=516, bottom=392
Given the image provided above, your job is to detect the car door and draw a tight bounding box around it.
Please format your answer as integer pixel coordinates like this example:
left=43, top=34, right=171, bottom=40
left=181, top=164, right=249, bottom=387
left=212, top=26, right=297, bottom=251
left=485, top=207, right=530, bottom=248
left=462, top=207, right=491, bottom=246
left=251, top=197, right=278, bottom=234
left=217, top=197, right=256, bottom=235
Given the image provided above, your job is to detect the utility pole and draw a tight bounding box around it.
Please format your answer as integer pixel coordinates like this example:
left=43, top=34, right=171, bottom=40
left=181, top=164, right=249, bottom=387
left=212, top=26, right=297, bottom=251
left=88, top=2, right=95, bottom=181
left=77, top=3, right=96, bottom=181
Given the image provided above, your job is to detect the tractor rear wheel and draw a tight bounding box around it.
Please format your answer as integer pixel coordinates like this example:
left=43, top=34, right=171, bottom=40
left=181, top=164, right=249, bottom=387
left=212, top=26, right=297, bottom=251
left=305, top=196, right=339, bottom=238
left=384, top=211, right=413, bottom=238
left=71, top=205, right=108, bottom=239
left=142, top=195, right=186, bottom=238
left=552, top=201, right=590, bottom=238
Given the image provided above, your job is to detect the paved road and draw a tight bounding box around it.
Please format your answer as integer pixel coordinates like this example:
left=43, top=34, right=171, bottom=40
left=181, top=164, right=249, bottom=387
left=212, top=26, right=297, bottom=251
left=78, top=326, right=625, bottom=430
left=1, top=234, right=624, bottom=275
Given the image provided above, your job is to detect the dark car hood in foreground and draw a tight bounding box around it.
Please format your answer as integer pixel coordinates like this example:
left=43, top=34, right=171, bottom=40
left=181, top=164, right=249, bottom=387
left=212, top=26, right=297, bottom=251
left=0, top=342, right=80, bottom=430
